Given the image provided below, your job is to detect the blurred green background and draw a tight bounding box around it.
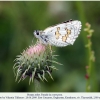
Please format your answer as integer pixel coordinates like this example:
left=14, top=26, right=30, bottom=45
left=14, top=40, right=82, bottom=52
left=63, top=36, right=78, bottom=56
left=0, top=1, right=100, bottom=92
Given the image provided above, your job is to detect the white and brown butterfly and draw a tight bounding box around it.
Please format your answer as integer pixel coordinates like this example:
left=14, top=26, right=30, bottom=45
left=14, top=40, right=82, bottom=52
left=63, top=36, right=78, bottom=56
left=33, top=19, right=82, bottom=47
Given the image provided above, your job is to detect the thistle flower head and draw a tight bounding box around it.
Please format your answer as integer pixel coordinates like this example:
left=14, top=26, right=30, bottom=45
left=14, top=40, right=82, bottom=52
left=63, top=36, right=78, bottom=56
left=13, top=42, right=58, bottom=84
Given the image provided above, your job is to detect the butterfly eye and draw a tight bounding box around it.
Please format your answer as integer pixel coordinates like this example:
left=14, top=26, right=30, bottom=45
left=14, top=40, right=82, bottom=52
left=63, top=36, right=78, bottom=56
left=36, top=31, right=39, bottom=35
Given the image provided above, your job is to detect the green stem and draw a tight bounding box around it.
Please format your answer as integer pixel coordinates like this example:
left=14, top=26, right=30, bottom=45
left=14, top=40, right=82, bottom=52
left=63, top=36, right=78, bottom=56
left=86, top=38, right=92, bottom=92
left=84, top=24, right=98, bottom=92
left=34, top=79, right=41, bottom=92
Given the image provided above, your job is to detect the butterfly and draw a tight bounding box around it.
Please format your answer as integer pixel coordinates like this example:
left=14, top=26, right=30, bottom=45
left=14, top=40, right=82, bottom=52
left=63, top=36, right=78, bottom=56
left=33, top=19, right=82, bottom=47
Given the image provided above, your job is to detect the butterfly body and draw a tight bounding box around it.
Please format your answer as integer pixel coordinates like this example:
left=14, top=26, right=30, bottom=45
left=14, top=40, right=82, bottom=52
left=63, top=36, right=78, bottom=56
left=34, top=20, right=82, bottom=47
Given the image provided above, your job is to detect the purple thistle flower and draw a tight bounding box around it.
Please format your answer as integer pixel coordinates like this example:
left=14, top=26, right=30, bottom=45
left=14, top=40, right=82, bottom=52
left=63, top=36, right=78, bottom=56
left=13, top=42, right=58, bottom=84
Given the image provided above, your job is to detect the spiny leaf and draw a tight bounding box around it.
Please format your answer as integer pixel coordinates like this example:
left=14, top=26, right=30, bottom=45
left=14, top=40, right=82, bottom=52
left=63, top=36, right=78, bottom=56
left=42, top=70, right=48, bottom=82
left=46, top=59, right=63, bottom=65
left=29, top=77, right=32, bottom=85
left=49, top=66, right=58, bottom=70
left=32, top=68, right=36, bottom=82
left=38, top=73, right=43, bottom=81
left=15, top=69, right=21, bottom=82
left=47, top=71, right=54, bottom=80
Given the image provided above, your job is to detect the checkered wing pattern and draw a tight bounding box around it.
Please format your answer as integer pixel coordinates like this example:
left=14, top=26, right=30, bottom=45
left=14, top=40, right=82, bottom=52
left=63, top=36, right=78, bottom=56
left=43, top=20, right=82, bottom=47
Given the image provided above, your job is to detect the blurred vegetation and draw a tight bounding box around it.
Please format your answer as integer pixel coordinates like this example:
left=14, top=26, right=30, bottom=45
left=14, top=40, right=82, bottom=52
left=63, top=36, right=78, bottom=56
left=0, top=1, right=100, bottom=92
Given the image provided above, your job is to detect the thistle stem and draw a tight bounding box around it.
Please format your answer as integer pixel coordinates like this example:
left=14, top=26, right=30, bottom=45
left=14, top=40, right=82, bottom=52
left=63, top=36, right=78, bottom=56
left=34, top=79, right=41, bottom=92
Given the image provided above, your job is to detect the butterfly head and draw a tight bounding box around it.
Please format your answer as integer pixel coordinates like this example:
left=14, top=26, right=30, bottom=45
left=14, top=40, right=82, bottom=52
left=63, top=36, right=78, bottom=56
left=33, top=30, right=41, bottom=39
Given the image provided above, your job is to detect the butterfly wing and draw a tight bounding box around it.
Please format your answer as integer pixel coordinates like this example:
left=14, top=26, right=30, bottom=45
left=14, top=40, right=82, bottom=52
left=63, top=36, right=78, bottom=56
left=43, top=20, right=82, bottom=47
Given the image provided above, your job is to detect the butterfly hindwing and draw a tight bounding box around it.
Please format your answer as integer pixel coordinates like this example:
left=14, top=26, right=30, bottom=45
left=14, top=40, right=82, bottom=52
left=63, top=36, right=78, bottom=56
left=43, top=20, right=82, bottom=47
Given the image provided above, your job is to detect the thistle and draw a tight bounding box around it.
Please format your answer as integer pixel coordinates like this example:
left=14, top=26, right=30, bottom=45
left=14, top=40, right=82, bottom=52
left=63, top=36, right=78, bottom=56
left=13, top=41, right=59, bottom=84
